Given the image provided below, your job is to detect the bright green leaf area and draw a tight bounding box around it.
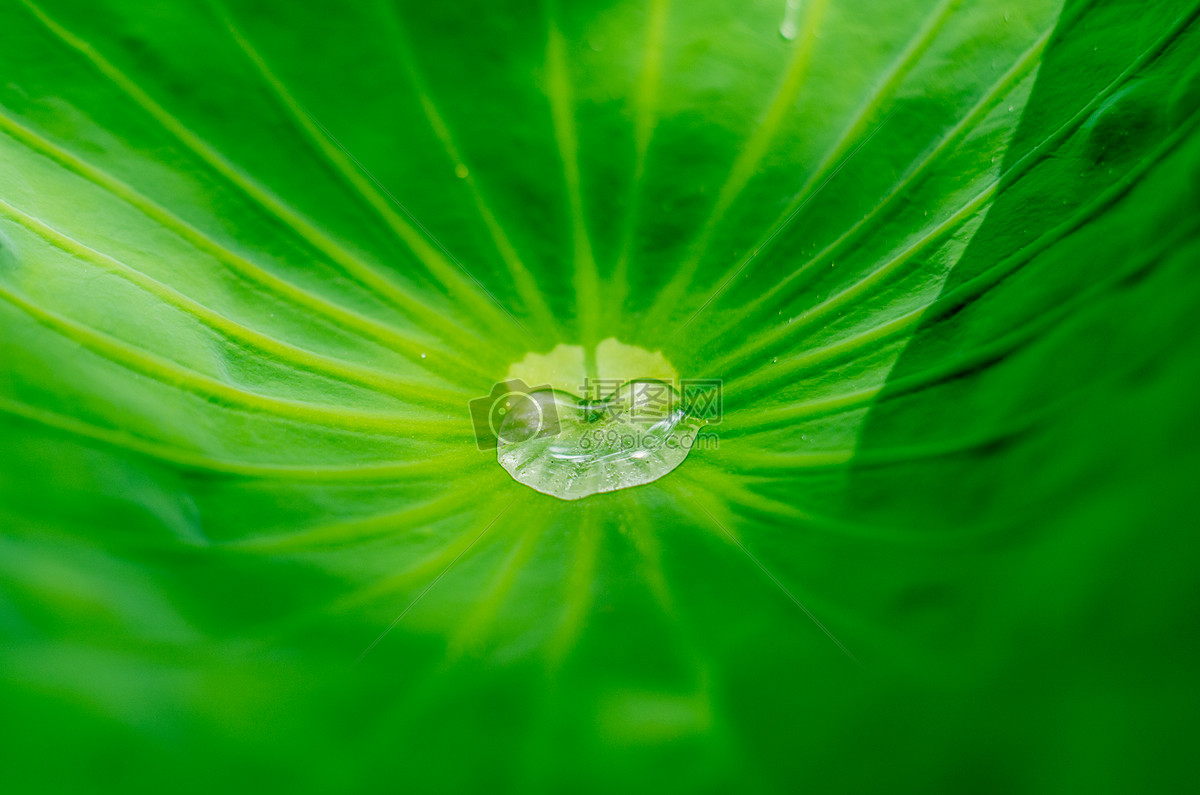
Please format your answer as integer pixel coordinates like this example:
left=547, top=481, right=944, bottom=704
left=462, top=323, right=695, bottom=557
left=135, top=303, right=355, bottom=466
left=2, top=0, right=1199, bottom=791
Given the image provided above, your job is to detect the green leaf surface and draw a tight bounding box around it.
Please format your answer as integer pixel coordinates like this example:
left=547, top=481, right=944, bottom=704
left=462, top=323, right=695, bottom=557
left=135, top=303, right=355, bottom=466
left=2, top=0, right=1199, bottom=791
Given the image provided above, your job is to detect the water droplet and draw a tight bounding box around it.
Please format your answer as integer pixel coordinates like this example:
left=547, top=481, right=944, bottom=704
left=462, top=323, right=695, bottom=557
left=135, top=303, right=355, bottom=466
left=420, top=352, right=427, bottom=359
left=454, top=164, right=469, bottom=179
left=1082, top=79, right=1165, bottom=165
left=492, top=341, right=703, bottom=500
left=779, top=0, right=803, bottom=40
left=772, top=357, right=779, bottom=363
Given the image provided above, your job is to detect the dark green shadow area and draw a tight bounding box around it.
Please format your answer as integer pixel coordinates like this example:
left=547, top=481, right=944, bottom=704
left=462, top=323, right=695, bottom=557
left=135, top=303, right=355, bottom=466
left=840, top=0, right=1200, bottom=789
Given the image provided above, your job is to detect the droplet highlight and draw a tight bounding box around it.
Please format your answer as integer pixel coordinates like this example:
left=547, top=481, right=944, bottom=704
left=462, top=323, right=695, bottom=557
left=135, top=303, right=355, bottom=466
left=488, top=340, right=708, bottom=501
left=779, top=0, right=803, bottom=40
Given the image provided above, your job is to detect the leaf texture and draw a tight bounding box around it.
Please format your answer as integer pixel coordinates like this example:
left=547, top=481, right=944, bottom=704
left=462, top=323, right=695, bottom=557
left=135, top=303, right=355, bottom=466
left=1, top=0, right=1199, bottom=791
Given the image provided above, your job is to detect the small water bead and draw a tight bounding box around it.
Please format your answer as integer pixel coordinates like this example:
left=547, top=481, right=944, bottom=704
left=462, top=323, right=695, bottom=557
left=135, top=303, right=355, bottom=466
left=779, top=0, right=802, bottom=40
left=1083, top=79, right=1166, bottom=165
left=454, top=164, right=469, bottom=179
